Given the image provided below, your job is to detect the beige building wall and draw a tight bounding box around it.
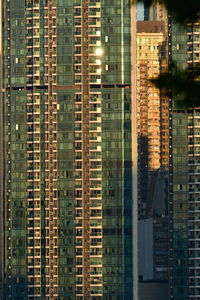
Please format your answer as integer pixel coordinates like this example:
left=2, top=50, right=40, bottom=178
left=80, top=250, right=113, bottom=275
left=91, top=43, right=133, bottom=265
left=137, top=21, right=169, bottom=219
left=137, top=31, right=164, bottom=171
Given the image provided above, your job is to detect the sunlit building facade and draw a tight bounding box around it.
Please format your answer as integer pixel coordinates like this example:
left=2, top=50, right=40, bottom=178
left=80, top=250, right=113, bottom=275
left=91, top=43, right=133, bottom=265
left=136, top=21, right=168, bottom=218
left=1, top=0, right=135, bottom=299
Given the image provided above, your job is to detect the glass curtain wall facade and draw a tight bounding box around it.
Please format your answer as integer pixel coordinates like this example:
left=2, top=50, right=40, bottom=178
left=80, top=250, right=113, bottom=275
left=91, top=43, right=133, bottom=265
left=170, top=20, right=200, bottom=299
left=1, top=0, right=134, bottom=299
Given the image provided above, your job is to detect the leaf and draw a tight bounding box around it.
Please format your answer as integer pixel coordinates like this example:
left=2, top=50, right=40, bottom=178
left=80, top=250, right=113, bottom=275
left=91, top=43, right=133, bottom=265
left=151, top=63, right=200, bottom=108
left=138, top=0, right=200, bottom=22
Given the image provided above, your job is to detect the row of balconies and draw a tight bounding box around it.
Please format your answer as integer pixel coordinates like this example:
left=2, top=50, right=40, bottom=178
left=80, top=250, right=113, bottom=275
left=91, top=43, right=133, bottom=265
left=26, top=19, right=56, bottom=28
left=25, top=11, right=40, bottom=18
left=74, top=1, right=101, bottom=7
left=74, top=98, right=102, bottom=104
left=75, top=154, right=102, bottom=161
left=74, top=29, right=101, bottom=36
left=75, top=105, right=101, bottom=112
left=75, top=210, right=102, bottom=219
left=76, top=279, right=102, bottom=286
left=76, top=267, right=102, bottom=276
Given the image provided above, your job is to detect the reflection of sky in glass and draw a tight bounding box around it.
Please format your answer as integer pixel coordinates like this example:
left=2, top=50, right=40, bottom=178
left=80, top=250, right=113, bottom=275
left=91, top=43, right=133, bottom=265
left=137, top=2, right=144, bottom=20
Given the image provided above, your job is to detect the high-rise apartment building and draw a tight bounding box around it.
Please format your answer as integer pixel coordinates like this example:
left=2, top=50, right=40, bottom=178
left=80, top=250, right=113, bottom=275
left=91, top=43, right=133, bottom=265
left=136, top=10, right=170, bottom=298
left=170, top=20, right=200, bottom=299
left=136, top=20, right=169, bottom=218
left=0, top=1, right=136, bottom=299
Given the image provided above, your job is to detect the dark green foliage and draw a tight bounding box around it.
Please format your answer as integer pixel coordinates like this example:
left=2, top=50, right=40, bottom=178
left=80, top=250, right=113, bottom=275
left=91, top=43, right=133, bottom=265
left=138, top=0, right=200, bottom=22
left=138, top=0, right=200, bottom=108
left=152, top=63, right=200, bottom=108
